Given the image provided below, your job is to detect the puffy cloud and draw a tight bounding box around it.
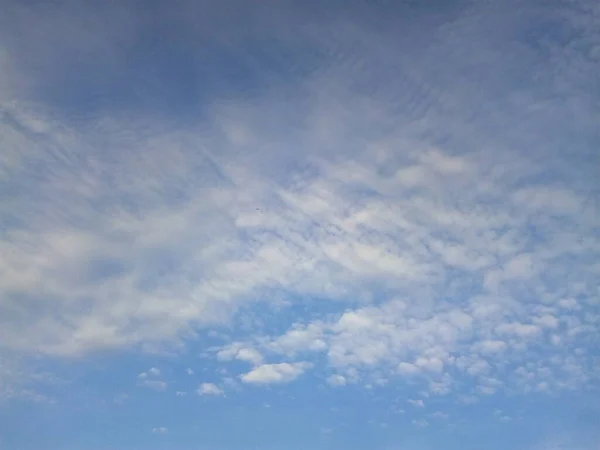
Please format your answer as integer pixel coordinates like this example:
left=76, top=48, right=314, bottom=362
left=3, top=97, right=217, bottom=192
left=397, top=362, right=420, bottom=376
left=197, top=383, right=224, bottom=396
left=240, top=362, right=311, bottom=385
left=495, top=323, right=542, bottom=339
left=414, top=357, right=444, bottom=373
left=217, top=343, right=263, bottom=366
left=408, top=399, right=425, bottom=408
left=327, top=374, right=347, bottom=386
left=533, top=315, right=559, bottom=329
left=474, top=340, right=507, bottom=355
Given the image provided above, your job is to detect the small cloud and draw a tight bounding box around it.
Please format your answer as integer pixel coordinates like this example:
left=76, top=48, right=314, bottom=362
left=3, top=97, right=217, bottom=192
left=467, top=360, right=491, bottom=376
left=222, top=377, right=239, bottom=389
left=412, top=419, right=429, bottom=428
left=474, top=340, right=507, bottom=355
left=476, top=385, right=497, bottom=396
left=533, top=315, right=559, bottom=329
left=327, top=374, right=347, bottom=386
left=536, top=381, right=550, bottom=392
left=236, top=348, right=264, bottom=365
left=175, top=391, right=187, bottom=397
left=414, top=357, right=444, bottom=373
left=496, top=322, right=541, bottom=338
left=148, top=367, right=161, bottom=376
left=558, top=298, right=579, bottom=310
left=137, top=372, right=148, bottom=379
left=197, top=383, right=224, bottom=396
left=140, top=379, right=167, bottom=391
left=408, top=399, right=425, bottom=407
left=431, top=411, right=449, bottom=420
left=186, top=368, right=194, bottom=375
left=397, top=362, right=420, bottom=376
left=240, top=362, right=311, bottom=385
left=113, top=393, right=128, bottom=404
left=152, top=427, right=168, bottom=434
left=217, top=343, right=263, bottom=366
left=457, top=395, right=479, bottom=405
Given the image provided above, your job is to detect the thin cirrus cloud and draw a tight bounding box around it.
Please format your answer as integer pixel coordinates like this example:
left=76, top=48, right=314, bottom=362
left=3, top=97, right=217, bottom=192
left=0, top=0, right=598, bottom=449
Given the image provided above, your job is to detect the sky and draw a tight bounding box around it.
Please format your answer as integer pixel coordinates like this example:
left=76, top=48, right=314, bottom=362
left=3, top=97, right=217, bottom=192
left=0, top=0, right=599, bottom=449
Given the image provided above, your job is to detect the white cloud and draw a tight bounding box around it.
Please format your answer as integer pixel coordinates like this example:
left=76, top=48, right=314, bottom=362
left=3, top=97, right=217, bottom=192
left=197, top=383, right=223, bottom=396
left=408, top=399, right=425, bottom=408
left=558, top=298, right=580, bottom=310
left=495, top=323, right=541, bottom=339
left=412, top=419, right=429, bottom=428
left=240, top=362, right=311, bottom=385
left=414, top=357, right=444, bottom=373
left=266, top=324, right=327, bottom=356
left=137, top=368, right=166, bottom=391
left=140, top=380, right=167, bottom=392
left=217, top=343, right=264, bottom=366
left=474, top=340, right=507, bottom=355
left=430, top=411, right=449, bottom=420
left=327, top=374, right=347, bottom=386
left=152, top=427, right=168, bottom=434
left=0, top=0, right=597, bottom=412
left=466, top=360, right=491, bottom=377
left=186, top=368, right=194, bottom=375
left=533, top=315, right=559, bottom=329
left=397, top=362, right=420, bottom=376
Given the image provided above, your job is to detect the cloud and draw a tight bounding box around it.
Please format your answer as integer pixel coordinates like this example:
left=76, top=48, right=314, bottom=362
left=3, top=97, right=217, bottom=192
left=495, top=323, right=542, bottom=339
left=408, top=399, right=425, bottom=408
left=327, top=374, right=347, bottom=387
left=412, top=419, right=429, bottom=428
left=197, top=383, right=223, bottom=396
left=0, top=0, right=597, bottom=419
left=140, top=380, right=168, bottom=392
left=217, top=343, right=264, bottom=366
left=240, top=362, right=312, bottom=385
left=152, top=427, right=168, bottom=434
left=474, top=340, right=507, bottom=355
left=430, top=411, right=449, bottom=420
left=397, top=362, right=420, bottom=376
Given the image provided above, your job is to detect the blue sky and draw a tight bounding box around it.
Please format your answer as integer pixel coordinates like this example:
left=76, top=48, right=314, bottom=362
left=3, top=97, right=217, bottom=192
left=0, top=0, right=599, bottom=449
